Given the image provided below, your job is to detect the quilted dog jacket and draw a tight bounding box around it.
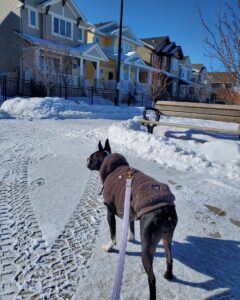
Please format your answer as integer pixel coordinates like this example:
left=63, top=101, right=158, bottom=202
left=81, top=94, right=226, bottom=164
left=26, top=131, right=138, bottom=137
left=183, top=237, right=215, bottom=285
left=100, top=154, right=175, bottom=219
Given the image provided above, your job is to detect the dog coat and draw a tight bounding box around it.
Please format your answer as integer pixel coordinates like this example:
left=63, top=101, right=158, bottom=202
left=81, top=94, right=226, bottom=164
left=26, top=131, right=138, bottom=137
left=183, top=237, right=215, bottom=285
left=100, top=153, right=175, bottom=219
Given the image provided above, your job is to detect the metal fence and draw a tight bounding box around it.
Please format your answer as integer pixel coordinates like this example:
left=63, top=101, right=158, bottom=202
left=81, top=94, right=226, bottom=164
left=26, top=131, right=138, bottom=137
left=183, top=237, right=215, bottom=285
left=0, top=76, right=153, bottom=107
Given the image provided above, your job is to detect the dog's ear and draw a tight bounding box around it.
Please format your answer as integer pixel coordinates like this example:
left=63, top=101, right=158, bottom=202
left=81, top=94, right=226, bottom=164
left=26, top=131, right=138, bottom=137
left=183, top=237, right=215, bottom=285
left=104, top=139, right=111, bottom=153
left=98, top=141, right=104, bottom=152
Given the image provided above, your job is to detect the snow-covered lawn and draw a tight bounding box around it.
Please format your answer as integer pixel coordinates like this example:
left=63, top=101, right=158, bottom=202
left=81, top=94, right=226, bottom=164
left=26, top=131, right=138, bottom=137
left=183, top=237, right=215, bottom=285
left=0, top=97, right=239, bottom=299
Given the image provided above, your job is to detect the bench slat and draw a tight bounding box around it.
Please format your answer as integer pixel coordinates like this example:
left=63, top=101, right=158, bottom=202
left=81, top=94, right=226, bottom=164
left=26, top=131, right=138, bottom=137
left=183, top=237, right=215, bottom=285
left=140, top=119, right=240, bottom=135
left=156, top=101, right=240, bottom=111
left=153, top=110, right=240, bottom=123
left=155, top=105, right=240, bottom=117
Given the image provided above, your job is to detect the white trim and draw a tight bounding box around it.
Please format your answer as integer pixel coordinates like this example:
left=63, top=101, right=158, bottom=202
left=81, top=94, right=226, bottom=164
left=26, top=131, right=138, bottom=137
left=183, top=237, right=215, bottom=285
left=27, top=6, right=39, bottom=30
left=95, top=21, right=116, bottom=31
left=82, top=44, right=108, bottom=62
left=39, top=0, right=87, bottom=23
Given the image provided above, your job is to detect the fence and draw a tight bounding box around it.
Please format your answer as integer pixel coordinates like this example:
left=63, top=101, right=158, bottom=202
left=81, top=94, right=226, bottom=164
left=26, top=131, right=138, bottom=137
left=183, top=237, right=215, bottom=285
left=0, top=76, right=153, bottom=107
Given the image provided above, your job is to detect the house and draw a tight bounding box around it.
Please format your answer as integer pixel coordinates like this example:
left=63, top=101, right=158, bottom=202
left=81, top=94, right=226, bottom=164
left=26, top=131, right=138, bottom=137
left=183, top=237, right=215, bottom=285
left=179, top=56, right=193, bottom=100
left=138, top=36, right=190, bottom=101
left=208, top=72, right=239, bottom=104
left=0, top=0, right=22, bottom=77
left=191, top=64, right=209, bottom=102
left=0, top=0, right=108, bottom=90
left=87, top=21, right=154, bottom=103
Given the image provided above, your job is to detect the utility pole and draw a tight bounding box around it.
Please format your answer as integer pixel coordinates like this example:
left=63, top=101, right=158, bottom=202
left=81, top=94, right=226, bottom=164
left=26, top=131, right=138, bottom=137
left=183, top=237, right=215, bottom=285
left=114, top=0, right=124, bottom=106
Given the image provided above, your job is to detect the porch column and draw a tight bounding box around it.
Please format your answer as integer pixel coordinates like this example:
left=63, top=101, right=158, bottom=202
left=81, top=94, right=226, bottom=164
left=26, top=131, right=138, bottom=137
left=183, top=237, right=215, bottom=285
left=120, top=64, right=124, bottom=80
left=127, top=65, right=131, bottom=81
left=95, top=61, right=100, bottom=79
left=80, top=58, right=84, bottom=78
left=35, top=48, right=40, bottom=69
left=135, top=67, right=139, bottom=82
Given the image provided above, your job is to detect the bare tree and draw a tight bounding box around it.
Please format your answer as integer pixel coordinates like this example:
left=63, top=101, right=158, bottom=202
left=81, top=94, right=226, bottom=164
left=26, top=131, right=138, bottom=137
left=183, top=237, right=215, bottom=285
left=198, top=1, right=240, bottom=104
left=151, top=71, right=171, bottom=102
left=24, top=44, right=77, bottom=97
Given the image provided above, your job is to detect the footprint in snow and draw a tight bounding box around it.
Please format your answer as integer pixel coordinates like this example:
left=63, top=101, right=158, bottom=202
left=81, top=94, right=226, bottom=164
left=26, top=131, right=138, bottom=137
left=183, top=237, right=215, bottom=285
left=30, top=177, right=45, bottom=189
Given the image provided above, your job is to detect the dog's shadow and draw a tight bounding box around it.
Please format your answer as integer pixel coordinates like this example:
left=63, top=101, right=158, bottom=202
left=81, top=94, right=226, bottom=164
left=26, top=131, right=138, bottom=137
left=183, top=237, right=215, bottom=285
left=110, top=236, right=240, bottom=295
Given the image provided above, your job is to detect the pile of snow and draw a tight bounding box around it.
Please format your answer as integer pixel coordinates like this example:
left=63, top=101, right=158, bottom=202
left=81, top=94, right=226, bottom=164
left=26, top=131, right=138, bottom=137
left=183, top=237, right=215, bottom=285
left=108, top=118, right=240, bottom=179
left=0, top=97, right=143, bottom=120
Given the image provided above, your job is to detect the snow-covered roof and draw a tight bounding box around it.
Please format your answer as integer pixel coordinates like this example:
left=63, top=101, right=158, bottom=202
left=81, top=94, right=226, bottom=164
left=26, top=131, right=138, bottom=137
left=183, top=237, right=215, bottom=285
left=15, top=32, right=108, bottom=62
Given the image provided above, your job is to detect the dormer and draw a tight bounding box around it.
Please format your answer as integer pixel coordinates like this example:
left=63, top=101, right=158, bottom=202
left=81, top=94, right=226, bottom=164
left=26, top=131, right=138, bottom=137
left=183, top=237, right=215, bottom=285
left=89, top=21, right=142, bottom=54
left=33, top=0, right=91, bottom=44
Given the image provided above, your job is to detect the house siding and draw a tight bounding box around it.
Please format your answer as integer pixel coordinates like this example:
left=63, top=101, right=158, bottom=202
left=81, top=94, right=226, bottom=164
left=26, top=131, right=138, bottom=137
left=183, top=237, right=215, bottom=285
left=0, top=0, right=22, bottom=75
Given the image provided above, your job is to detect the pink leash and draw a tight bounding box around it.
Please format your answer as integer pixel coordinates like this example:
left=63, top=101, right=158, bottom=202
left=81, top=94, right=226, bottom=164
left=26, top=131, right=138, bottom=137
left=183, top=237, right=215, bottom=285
left=111, top=175, right=133, bottom=300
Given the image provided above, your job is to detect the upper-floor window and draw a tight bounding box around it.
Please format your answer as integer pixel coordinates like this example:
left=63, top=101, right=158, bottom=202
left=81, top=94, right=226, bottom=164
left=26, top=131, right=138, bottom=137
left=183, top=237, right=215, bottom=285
left=53, top=16, right=72, bottom=39
left=94, top=36, right=100, bottom=44
left=172, top=58, right=179, bottom=71
left=78, top=27, right=84, bottom=42
left=28, top=8, right=38, bottom=29
left=162, top=56, right=168, bottom=67
left=122, top=42, right=132, bottom=54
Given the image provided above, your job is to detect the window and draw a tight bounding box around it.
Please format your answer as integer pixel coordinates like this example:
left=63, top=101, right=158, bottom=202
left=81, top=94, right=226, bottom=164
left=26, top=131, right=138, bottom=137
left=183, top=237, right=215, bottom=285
left=53, top=58, right=60, bottom=73
left=28, top=8, right=38, bottom=29
left=60, top=19, right=65, bottom=36
left=54, top=18, right=59, bottom=34
left=30, top=11, right=36, bottom=26
left=94, top=36, right=99, bottom=44
left=53, top=16, right=72, bottom=39
left=122, top=42, right=132, bottom=54
left=172, top=58, right=179, bottom=71
left=162, top=56, right=167, bottom=67
left=78, top=28, right=84, bottom=42
left=66, top=22, right=71, bottom=38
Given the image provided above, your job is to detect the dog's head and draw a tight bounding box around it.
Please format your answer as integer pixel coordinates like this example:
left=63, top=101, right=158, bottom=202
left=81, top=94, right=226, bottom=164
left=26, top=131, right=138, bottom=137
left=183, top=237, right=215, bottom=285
left=87, top=139, right=111, bottom=171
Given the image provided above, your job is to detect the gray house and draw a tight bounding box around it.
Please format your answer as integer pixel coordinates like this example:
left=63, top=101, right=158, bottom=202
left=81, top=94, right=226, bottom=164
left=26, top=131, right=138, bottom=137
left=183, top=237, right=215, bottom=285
left=0, top=0, right=108, bottom=88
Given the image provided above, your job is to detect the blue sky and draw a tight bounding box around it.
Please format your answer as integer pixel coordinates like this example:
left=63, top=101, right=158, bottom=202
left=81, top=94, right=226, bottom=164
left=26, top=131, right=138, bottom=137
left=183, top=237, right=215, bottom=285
left=77, top=0, right=233, bottom=70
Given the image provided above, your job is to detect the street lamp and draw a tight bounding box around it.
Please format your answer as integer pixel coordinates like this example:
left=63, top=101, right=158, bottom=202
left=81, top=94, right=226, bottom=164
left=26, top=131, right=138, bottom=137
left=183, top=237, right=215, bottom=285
left=114, top=0, right=124, bottom=106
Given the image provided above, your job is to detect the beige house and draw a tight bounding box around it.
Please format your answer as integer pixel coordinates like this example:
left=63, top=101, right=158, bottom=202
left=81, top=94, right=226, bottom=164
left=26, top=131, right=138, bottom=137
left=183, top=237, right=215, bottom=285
left=138, top=36, right=191, bottom=100
left=0, top=0, right=108, bottom=88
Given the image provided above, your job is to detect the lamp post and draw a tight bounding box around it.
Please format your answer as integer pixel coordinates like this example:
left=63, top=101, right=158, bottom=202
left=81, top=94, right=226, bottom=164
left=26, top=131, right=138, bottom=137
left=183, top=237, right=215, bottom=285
left=114, top=0, right=124, bottom=106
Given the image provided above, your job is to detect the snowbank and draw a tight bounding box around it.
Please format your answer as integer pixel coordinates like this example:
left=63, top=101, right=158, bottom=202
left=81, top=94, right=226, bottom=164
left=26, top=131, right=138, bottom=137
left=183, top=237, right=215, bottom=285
left=0, top=97, right=143, bottom=120
left=108, top=118, right=240, bottom=179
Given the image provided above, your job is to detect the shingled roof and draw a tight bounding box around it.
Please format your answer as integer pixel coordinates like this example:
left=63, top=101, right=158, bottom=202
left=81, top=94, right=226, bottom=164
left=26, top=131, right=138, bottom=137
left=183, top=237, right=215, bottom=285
left=208, top=72, right=237, bottom=83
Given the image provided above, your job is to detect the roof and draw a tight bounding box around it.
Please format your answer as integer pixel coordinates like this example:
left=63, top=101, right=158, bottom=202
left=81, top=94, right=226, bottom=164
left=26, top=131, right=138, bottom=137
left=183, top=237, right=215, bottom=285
left=192, top=64, right=205, bottom=71
left=94, top=21, right=115, bottom=28
left=15, top=31, right=108, bottom=61
left=208, top=72, right=237, bottom=83
left=141, top=37, right=169, bottom=49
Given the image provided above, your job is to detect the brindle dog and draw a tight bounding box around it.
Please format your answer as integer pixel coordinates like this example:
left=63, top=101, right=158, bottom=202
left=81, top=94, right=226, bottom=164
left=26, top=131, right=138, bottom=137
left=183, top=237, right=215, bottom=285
left=87, top=139, right=178, bottom=300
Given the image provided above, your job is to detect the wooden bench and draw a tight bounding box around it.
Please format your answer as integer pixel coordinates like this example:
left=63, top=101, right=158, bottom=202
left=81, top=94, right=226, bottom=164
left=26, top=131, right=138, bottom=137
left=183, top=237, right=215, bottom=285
left=141, top=101, right=240, bottom=138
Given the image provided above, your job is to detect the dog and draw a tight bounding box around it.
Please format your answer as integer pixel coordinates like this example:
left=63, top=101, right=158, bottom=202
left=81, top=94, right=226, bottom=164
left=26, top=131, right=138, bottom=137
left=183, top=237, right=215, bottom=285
left=87, top=139, right=178, bottom=300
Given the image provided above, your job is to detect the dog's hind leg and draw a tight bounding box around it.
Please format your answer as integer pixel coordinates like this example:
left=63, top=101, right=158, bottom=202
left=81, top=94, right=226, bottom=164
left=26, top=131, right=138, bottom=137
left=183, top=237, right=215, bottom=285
left=128, top=221, right=135, bottom=241
left=162, top=234, right=173, bottom=280
left=163, top=206, right=178, bottom=280
left=102, top=205, right=116, bottom=252
left=140, top=217, right=162, bottom=300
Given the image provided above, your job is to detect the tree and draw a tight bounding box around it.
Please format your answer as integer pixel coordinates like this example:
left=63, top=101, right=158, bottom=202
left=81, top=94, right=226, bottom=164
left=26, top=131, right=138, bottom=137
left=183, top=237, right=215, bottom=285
left=199, top=1, right=240, bottom=104
left=151, top=71, right=171, bottom=102
left=24, top=44, right=77, bottom=97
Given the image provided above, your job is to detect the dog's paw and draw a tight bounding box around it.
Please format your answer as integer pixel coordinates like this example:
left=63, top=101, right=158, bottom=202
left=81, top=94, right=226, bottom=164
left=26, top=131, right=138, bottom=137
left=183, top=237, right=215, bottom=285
left=127, top=232, right=135, bottom=242
left=101, top=240, right=116, bottom=252
left=164, top=271, right=173, bottom=280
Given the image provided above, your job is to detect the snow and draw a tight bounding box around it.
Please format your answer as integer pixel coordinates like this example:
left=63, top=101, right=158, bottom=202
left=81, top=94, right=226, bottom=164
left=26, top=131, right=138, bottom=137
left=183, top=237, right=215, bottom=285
left=0, top=96, right=239, bottom=299
left=0, top=97, right=143, bottom=120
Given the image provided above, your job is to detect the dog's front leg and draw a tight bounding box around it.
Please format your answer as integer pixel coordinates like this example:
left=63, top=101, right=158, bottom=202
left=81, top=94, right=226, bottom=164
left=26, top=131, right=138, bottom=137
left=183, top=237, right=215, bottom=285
left=102, top=205, right=116, bottom=252
left=128, top=221, right=135, bottom=241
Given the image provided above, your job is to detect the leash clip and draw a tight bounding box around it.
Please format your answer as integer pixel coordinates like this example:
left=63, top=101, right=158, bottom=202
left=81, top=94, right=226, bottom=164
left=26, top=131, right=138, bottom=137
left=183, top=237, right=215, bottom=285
left=127, top=168, right=134, bottom=179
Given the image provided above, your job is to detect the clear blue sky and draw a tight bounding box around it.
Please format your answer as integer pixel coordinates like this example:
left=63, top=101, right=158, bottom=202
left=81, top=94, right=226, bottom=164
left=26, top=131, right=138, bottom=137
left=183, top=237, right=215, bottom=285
left=77, top=0, right=234, bottom=71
